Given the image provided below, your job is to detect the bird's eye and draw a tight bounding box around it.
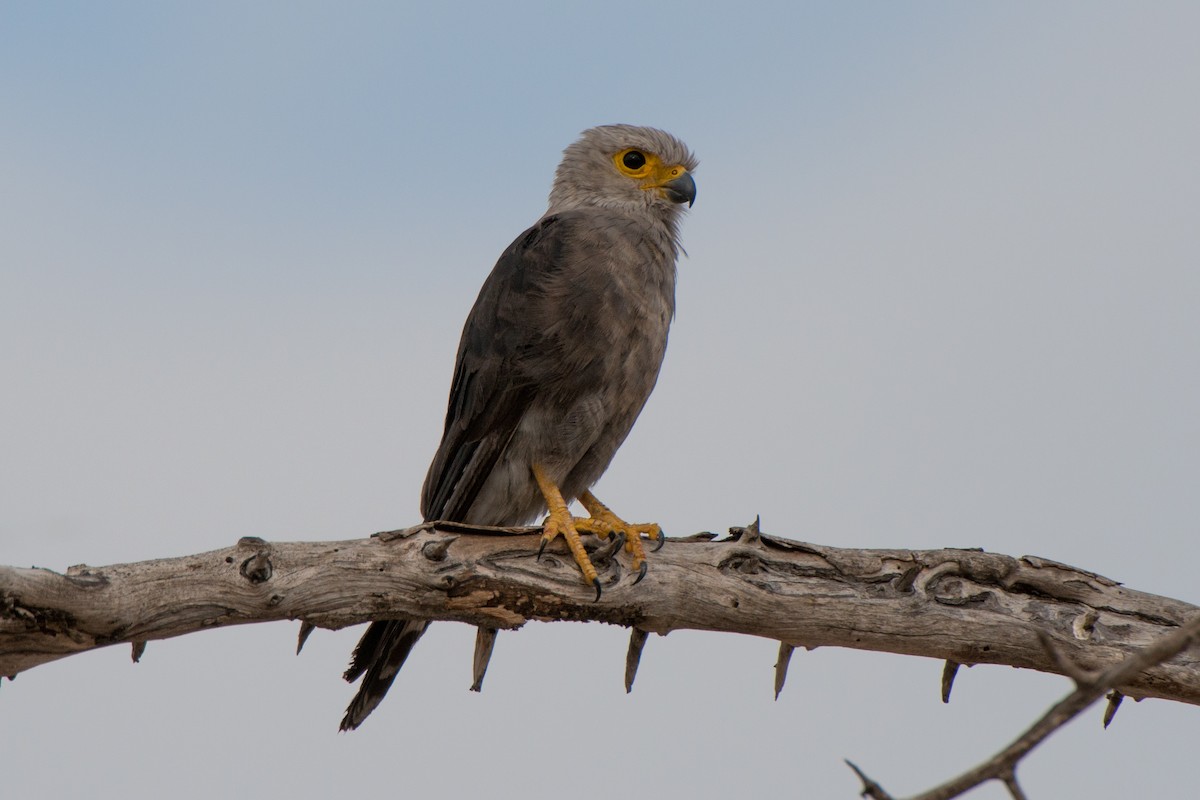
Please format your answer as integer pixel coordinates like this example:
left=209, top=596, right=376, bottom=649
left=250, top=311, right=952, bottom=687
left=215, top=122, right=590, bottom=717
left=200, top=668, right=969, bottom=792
left=622, top=150, right=647, bottom=170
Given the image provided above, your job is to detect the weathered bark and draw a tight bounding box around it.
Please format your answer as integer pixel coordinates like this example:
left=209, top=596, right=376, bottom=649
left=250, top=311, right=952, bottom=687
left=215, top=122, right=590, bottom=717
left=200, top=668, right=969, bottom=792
left=2, top=521, right=1197, bottom=707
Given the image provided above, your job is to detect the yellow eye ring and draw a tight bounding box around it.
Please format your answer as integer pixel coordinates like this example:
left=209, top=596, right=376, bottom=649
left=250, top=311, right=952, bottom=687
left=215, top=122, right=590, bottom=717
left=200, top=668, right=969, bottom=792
left=614, top=148, right=653, bottom=176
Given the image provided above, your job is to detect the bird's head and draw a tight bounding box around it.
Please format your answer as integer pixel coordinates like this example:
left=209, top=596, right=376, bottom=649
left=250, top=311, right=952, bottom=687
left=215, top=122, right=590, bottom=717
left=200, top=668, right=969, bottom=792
left=548, top=124, right=697, bottom=219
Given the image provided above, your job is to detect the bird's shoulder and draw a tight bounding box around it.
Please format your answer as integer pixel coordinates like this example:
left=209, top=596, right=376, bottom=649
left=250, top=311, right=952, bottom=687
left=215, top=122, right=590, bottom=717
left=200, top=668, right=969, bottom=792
left=498, top=207, right=654, bottom=269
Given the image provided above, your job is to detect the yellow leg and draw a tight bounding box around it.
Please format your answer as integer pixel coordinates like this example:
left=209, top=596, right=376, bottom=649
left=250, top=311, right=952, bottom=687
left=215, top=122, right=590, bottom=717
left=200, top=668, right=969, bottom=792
left=576, top=490, right=664, bottom=584
left=532, top=463, right=602, bottom=600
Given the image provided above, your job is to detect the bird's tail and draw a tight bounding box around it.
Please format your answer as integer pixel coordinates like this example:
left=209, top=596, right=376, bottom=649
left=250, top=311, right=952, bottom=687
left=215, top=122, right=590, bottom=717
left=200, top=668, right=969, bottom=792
left=339, top=618, right=430, bottom=731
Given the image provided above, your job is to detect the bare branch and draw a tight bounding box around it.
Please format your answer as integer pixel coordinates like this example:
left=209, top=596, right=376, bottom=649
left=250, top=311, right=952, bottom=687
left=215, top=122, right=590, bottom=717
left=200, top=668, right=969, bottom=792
left=854, top=612, right=1200, bottom=799
left=2, top=521, right=1198, bottom=719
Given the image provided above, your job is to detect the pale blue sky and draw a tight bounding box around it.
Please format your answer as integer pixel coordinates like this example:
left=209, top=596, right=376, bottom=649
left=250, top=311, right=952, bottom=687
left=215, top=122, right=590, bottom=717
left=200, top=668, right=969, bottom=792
left=3, top=3, right=1198, bottom=798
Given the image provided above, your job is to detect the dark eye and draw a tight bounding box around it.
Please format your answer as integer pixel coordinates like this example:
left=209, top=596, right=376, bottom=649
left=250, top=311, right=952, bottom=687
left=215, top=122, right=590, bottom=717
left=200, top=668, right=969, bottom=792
left=622, top=150, right=646, bottom=170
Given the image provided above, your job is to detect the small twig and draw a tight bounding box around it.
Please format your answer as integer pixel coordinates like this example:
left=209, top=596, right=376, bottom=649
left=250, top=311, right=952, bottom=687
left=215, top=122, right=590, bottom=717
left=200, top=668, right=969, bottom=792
left=856, top=614, right=1200, bottom=800
left=1000, top=769, right=1027, bottom=800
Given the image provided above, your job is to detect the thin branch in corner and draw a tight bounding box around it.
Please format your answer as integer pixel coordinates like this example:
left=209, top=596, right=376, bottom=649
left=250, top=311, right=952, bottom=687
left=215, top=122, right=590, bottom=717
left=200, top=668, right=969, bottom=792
left=852, top=613, right=1200, bottom=800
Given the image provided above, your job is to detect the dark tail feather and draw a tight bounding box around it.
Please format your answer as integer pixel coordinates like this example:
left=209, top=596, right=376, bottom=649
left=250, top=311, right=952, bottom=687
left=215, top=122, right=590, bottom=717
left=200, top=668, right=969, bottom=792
left=340, top=619, right=430, bottom=731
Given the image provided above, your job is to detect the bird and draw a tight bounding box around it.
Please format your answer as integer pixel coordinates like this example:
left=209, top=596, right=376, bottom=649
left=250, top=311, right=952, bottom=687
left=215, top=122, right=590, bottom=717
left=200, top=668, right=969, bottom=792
left=340, top=124, right=697, bottom=731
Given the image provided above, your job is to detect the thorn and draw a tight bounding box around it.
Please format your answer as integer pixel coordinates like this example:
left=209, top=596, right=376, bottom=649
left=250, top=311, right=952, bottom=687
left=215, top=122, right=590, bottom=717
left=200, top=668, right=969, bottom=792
left=651, top=529, right=666, bottom=552
left=741, top=515, right=762, bottom=543
left=130, top=641, right=146, bottom=663
left=593, top=577, right=602, bottom=602
left=727, top=515, right=763, bottom=543
left=893, top=564, right=919, bottom=593
left=625, top=628, right=649, bottom=693
left=470, top=627, right=498, bottom=692
left=774, top=642, right=795, bottom=700
left=941, top=660, right=960, bottom=703
left=634, top=561, right=648, bottom=585
left=296, top=621, right=316, bottom=655
left=421, top=536, right=456, bottom=561
left=844, top=760, right=893, bottom=800
left=1103, top=690, right=1124, bottom=728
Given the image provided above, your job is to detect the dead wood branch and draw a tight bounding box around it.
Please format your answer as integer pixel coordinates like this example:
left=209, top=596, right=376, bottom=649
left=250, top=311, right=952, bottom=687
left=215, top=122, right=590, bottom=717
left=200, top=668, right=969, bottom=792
left=2, top=521, right=1198, bottom=716
left=849, top=611, right=1200, bottom=799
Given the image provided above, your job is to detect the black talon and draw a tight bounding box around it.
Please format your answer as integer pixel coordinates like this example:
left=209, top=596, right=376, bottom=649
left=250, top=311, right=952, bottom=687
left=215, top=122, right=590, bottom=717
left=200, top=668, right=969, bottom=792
left=634, top=561, right=648, bottom=585
left=593, top=578, right=603, bottom=602
left=651, top=530, right=666, bottom=552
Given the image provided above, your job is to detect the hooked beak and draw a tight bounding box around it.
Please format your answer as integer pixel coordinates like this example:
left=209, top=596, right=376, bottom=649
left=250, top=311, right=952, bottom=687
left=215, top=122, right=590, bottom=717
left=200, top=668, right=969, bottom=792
left=660, top=171, right=697, bottom=207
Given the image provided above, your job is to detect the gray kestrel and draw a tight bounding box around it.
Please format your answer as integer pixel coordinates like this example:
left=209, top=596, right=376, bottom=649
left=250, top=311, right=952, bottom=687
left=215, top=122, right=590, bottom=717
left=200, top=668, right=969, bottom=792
left=341, top=124, right=697, bottom=730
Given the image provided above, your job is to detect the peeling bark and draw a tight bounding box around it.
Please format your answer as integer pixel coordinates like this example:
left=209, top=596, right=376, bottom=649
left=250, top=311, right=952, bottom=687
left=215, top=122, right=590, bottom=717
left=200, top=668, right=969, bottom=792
left=2, top=521, right=1198, bottom=709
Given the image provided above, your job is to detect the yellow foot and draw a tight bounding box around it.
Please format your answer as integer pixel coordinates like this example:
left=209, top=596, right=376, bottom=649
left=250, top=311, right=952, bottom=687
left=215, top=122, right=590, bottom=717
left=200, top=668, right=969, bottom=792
left=530, top=465, right=665, bottom=600
left=536, top=503, right=602, bottom=601
left=575, top=490, right=665, bottom=585
left=532, top=464, right=603, bottom=601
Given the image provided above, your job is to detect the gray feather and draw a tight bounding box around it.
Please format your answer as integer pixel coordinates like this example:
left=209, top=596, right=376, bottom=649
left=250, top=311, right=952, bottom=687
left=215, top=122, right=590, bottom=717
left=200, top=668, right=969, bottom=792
left=340, top=124, right=696, bottom=728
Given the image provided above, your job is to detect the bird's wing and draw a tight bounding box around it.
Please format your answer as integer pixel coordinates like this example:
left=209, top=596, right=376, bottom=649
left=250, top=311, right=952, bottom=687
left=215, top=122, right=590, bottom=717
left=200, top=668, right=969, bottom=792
left=343, top=214, right=581, bottom=730
left=420, top=212, right=577, bottom=522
